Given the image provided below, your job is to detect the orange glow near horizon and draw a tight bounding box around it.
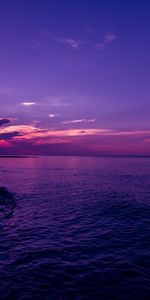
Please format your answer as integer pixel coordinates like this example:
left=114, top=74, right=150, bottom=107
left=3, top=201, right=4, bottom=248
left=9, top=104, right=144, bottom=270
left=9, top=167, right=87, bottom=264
left=0, top=124, right=150, bottom=156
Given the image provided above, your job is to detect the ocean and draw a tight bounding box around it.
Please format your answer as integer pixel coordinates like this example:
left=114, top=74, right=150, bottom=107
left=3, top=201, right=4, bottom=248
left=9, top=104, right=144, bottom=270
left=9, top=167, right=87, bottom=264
left=0, top=156, right=150, bottom=300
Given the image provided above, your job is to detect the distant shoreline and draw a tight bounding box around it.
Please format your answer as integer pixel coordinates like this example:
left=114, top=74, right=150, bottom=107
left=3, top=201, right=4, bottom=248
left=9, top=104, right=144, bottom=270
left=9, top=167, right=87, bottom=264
left=0, top=155, right=150, bottom=159
left=0, top=156, right=37, bottom=158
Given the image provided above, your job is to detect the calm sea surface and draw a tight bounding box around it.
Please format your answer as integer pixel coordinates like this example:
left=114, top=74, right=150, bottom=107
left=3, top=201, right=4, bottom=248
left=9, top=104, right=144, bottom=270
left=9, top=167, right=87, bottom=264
left=0, top=156, right=150, bottom=300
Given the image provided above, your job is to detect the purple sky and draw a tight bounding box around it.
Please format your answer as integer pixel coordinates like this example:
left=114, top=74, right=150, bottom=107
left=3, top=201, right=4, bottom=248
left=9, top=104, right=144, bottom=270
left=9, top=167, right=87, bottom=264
left=0, top=0, right=150, bottom=156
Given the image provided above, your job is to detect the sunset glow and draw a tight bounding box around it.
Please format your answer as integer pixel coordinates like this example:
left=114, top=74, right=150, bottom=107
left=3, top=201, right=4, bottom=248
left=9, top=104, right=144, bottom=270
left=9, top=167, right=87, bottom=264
left=0, top=1, right=149, bottom=156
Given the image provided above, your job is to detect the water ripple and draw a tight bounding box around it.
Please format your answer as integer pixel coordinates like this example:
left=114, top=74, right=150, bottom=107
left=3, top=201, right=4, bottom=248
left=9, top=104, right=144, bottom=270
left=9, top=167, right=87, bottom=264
left=0, top=157, right=150, bottom=299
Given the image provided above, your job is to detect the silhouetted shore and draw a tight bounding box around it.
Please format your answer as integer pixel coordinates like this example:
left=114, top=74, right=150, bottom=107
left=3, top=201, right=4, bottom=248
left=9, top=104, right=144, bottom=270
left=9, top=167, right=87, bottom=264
left=0, top=155, right=37, bottom=158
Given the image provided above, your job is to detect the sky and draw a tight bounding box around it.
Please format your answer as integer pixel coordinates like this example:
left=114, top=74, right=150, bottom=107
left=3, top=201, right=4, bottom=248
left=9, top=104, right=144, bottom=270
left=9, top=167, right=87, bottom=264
left=0, top=0, right=150, bottom=156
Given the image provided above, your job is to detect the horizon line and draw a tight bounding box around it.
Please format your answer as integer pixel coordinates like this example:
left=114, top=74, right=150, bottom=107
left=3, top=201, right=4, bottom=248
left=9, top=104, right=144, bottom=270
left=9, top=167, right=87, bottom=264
left=0, top=154, right=150, bottom=159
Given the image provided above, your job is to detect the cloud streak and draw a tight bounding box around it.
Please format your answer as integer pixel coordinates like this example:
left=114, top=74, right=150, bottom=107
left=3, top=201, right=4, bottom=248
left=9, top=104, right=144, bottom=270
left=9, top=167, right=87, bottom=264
left=0, top=122, right=150, bottom=156
left=94, top=32, right=117, bottom=50
left=39, top=30, right=82, bottom=50
left=62, top=119, right=97, bottom=124
left=48, top=113, right=60, bottom=118
left=1, top=124, right=150, bottom=140
left=56, top=37, right=81, bottom=50
left=21, top=102, right=36, bottom=106
left=38, top=29, right=117, bottom=52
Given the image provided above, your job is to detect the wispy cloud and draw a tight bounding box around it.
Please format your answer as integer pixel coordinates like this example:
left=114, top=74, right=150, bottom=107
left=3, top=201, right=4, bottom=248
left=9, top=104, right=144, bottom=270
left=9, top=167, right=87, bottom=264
left=45, top=96, right=73, bottom=107
left=1, top=124, right=150, bottom=141
left=62, top=119, right=97, bottom=124
left=34, top=29, right=117, bottom=53
left=48, top=113, right=60, bottom=118
left=105, top=32, right=117, bottom=42
left=94, top=32, right=117, bottom=50
left=56, top=37, right=81, bottom=50
left=0, top=125, right=110, bottom=140
left=39, top=30, right=82, bottom=50
left=21, top=102, right=36, bottom=106
left=0, top=121, right=149, bottom=156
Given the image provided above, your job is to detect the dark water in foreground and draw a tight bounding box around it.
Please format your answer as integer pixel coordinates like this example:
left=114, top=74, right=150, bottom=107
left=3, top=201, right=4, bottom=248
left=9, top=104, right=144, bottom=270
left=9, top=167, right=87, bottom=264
left=0, top=156, right=150, bottom=300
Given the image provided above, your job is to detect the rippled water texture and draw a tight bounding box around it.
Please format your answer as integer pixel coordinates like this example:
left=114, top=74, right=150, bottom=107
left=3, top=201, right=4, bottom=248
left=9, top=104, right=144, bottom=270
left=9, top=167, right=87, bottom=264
left=0, top=156, right=150, bottom=300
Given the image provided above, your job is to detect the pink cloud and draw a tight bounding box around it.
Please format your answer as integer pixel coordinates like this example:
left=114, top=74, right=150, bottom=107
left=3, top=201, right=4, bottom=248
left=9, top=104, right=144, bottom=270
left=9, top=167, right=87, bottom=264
left=0, top=140, right=12, bottom=147
left=1, top=124, right=150, bottom=141
left=0, top=123, right=150, bottom=156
